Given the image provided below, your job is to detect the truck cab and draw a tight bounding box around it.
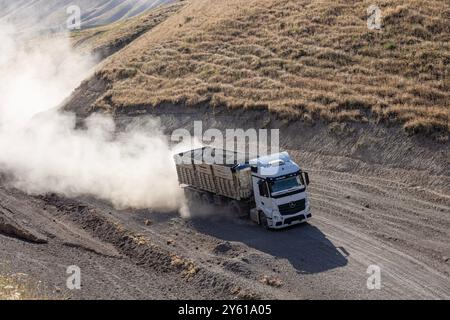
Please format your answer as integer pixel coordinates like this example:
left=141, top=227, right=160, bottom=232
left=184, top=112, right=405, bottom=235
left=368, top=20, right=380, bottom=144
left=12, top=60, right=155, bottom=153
left=249, top=152, right=312, bottom=229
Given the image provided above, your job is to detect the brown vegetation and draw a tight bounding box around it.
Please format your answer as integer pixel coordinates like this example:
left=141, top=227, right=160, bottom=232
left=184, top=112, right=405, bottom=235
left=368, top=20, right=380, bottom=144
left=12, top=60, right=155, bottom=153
left=260, top=275, right=283, bottom=287
left=171, top=254, right=200, bottom=279
left=80, top=0, right=449, bottom=137
left=0, top=274, right=45, bottom=300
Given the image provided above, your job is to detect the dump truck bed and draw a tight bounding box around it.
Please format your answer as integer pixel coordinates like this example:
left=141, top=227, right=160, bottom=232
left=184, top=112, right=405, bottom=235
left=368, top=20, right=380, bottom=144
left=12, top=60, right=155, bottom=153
left=174, top=147, right=253, bottom=201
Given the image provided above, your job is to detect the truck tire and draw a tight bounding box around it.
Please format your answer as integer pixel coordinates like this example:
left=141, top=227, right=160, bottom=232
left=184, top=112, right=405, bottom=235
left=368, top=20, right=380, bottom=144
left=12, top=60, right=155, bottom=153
left=259, top=212, right=270, bottom=230
left=187, top=189, right=201, bottom=204
left=228, top=200, right=247, bottom=219
left=201, top=193, right=212, bottom=205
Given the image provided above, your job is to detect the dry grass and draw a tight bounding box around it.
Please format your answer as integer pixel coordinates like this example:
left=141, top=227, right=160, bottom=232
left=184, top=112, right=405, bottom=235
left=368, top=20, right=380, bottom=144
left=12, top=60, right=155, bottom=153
left=85, top=0, right=449, bottom=137
left=0, top=274, right=46, bottom=300
left=171, top=254, right=200, bottom=279
left=230, top=286, right=260, bottom=300
left=259, top=275, right=283, bottom=287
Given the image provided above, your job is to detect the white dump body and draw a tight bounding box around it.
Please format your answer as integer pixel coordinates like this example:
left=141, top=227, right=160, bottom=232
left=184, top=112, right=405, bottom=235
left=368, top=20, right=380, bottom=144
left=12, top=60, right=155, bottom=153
left=174, top=147, right=253, bottom=201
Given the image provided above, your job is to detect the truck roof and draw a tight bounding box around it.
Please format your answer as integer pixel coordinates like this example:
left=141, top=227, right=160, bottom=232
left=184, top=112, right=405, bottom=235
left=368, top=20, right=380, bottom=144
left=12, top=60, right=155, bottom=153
left=249, top=152, right=301, bottom=177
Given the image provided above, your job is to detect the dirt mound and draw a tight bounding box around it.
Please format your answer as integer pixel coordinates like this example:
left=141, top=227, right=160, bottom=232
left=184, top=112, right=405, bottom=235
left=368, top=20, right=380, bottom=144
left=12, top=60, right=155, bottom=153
left=38, top=193, right=265, bottom=299
left=213, top=242, right=234, bottom=254
left=0, top=209, right=47, bottom=244
left=40, top=193, right=178, bottom=273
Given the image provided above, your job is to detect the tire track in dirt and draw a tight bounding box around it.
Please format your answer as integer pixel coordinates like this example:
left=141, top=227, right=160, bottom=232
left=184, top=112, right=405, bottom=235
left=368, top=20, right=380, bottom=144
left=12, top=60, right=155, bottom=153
left=313, top=215, right=450, bottom=299
left=307, top=169, right=450, bottom=290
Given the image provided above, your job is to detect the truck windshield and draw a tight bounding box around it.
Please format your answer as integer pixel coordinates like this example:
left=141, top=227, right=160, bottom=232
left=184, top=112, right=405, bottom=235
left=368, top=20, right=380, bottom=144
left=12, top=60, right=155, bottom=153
left=269, top=176, right=302, bottom=194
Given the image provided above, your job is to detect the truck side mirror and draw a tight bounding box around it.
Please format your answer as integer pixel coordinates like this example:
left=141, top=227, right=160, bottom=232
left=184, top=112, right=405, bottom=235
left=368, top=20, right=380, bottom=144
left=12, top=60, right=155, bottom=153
left=303, top=172, right=310, bottom=186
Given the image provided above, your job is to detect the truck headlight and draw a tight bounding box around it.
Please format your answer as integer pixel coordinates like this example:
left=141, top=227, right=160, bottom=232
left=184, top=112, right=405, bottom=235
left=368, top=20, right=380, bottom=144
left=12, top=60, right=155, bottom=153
left=272, top=210, right=281, bottom=220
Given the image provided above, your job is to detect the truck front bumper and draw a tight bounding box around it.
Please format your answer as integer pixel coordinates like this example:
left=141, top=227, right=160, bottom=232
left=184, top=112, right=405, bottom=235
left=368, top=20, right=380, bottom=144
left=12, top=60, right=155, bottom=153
left=270, top=211, right=312, bottom=229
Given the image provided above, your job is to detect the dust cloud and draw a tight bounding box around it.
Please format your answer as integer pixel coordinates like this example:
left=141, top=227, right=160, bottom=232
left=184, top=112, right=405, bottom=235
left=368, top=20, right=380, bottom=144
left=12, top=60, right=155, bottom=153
left=0, top=23, right=184, bottom=211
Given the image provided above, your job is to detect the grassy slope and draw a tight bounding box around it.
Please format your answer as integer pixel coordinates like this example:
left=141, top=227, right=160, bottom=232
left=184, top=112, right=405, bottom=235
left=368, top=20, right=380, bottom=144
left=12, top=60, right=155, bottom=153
left=71, top=2, right=185, bottom=60
left=81, top=0, right=450, bottom=138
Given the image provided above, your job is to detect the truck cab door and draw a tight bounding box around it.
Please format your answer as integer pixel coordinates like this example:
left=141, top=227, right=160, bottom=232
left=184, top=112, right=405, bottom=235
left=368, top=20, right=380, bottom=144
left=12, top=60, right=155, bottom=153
left=256, top=179, right=271, bottom=208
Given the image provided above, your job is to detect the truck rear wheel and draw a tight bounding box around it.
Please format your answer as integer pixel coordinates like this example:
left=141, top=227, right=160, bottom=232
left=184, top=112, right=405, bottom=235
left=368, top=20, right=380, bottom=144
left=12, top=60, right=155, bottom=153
left=200, top=193, right=213, bottom=205
left=228, top=200, right=247, bottom=219
left=185, top=188, right=201, bottom=205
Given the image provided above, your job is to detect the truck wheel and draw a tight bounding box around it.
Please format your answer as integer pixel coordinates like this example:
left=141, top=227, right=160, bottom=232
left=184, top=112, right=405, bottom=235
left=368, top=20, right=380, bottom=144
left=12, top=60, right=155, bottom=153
left=201, top=193, right=212, bottom=205
left=259, top=212, right=270, bottom=230
left=228, top=200, right=246, bottom=218
left=190, top=191, right=201, bottom=204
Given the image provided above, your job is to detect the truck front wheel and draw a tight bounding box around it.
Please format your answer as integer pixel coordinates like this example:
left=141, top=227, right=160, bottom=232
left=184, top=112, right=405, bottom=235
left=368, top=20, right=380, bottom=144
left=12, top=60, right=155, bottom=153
left=259, top=212, right=270, bottom=230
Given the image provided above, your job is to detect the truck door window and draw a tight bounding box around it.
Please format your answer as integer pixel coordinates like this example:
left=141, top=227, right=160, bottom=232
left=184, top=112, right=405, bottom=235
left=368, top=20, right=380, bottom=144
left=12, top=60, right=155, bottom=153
left=258, top=180, right=269, bottom=197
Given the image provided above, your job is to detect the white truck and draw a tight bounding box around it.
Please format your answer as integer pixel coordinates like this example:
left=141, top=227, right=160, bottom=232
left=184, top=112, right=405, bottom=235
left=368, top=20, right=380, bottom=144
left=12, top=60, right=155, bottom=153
left=174, top=147, right=312, bottom=229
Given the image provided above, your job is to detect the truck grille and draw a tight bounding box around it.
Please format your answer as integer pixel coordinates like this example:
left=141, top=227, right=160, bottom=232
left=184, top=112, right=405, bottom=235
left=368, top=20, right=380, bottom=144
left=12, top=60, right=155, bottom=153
left=278, top=199, right=306, bottom=216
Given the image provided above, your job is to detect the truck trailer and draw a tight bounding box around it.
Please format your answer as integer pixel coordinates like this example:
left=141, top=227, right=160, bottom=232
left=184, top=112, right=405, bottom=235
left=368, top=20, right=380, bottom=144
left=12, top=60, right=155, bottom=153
left=174, top=147, right=311, bottom=229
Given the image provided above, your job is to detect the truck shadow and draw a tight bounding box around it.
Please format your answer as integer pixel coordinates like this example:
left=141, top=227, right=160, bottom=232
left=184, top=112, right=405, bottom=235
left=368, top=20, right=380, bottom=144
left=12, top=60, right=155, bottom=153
left=191, top=216, right=348, bottom=274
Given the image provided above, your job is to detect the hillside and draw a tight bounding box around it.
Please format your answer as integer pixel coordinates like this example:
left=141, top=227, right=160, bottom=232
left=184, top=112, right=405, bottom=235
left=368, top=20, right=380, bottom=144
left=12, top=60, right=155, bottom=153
left=71, top=2, right=184, bottom=60
left=64, top=0, right=449, bottom=140
left=0, top=0, right=175, bottom=32
left=1, top=0, right=450, bottom=301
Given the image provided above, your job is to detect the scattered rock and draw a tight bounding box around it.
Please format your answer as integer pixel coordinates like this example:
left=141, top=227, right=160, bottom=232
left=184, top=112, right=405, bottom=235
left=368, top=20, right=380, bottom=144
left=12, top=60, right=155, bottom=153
left=223, top=261, right=252, bottom=277
left=387, top=236, right=399, bottom=242
left=260, top=275, right=283, bottom=288
left=213, top=242, right=233, bottom=254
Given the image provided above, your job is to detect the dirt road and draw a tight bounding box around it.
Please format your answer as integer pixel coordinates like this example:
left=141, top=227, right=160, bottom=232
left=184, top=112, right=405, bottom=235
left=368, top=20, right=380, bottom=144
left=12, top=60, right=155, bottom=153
left=1, top=157, right=449, bottom=299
